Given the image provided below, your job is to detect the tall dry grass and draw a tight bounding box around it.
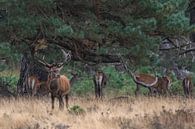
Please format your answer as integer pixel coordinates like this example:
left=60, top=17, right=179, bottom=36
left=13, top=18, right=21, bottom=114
left=0, top=96, right=194, bottom=129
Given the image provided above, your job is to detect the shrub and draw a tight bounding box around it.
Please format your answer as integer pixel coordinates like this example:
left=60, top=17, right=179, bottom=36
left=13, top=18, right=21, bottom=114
left=68, top=105, right=85, bottom=115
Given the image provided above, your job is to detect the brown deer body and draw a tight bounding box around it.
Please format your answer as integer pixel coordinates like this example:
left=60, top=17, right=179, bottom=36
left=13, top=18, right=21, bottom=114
left=26, top=75, right=41, bottom=96
left=93, top=71, right=107, bottom=98
left=132, top=73, right=171, bottom=95
left=35, top=48, right=71, bottom=110
left=182, top=76, right=193, bottom=97
left=48, top=75, right=70, bottom=110
left=132, top=73, right=158, bottom=95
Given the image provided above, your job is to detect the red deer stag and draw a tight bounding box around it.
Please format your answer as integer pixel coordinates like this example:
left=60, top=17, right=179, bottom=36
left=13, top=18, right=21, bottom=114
left=93, top=70, right=107, bottom=99
left=36, top=49, right=71, bottom=110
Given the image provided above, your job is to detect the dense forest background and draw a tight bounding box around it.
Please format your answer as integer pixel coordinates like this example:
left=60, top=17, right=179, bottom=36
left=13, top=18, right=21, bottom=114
left=0, top=0, right=195, bottom=96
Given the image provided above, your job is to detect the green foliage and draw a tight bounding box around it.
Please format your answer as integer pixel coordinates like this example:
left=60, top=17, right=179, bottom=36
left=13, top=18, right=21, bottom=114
left=0, top=72, right=19, bottom=92
left=68, top=105, right=85, bottom=115
left=0, top=0, right=194, bottom=97
left=0, top=42, right=21, bottom=70
left=71, top=78, right=94, bottom=96
left=1, top=0, right=193, bottom=56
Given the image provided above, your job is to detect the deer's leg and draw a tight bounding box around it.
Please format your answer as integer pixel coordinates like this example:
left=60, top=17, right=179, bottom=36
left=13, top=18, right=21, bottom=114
left=183, top=85, right=187, bottom=97
left=58, top=95, right=64, bottom=110
left=100, top=86, right=103, bottom=99
left=189, top=84, right=193, bottom=97
left=32, top=85, right=37, bottom=96
left=187, top=85, right=191, bottom=98
left=148, top=87, right=155, bottom=96
left=65, top=94, right=69, bottom=108
left=135, top=84, right=140, bottom=96
left=95, top=84, right=98, bottom=98
left=51, top=94, right=55, bottom=109
left=98, top=85, right=101, bottom=98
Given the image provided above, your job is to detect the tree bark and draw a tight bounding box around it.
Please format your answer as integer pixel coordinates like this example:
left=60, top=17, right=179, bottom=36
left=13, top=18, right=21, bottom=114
left=16, top=52, right=31, bottom=95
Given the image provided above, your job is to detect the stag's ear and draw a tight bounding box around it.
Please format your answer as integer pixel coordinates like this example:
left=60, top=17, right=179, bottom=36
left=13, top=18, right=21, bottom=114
left=44, top=66, right=51, bottom=71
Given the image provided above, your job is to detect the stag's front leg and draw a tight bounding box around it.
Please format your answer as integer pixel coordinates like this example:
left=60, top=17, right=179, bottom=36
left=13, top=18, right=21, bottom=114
left=135, top=84, right=140, bottom=96
left=65, top=94, right=69, bottom=108
left=98, top=85, right=101, bottom=98
left=148, top=87, right=152, bottom=96
left=95, top=85, right=98, bottom=98
left=51, top=94, right=55, bottom=109
left=58, top=95, right=64, bottom=110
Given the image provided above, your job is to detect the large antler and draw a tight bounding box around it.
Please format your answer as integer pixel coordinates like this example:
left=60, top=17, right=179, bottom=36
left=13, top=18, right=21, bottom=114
left=56, top=48, right=71, bottom=68
left=35, top=56, right=53, bottom=68
left=34, top=46, right=71, bottom=69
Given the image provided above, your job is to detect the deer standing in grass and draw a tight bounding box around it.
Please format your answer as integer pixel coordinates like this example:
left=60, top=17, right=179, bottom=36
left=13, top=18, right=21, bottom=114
left=182, top=77, right=193, bottom=97
left=93, top=70, right=107, bottom=99
left=172, top=65, right=193, bottom=97
left=26, top=75, right=41, bottom=96
left=35, top=49, right=71, bottom=110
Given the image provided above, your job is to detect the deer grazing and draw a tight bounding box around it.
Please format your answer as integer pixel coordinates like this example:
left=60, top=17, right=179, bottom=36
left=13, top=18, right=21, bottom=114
left=119, top=57, right=171, bottom=96
left=93, top=70, right=107, bottom=99
left=131, top=72, right=172, bottom=96
left=35, top=49, right=71, bottom=110
left=131, top=73, right=158, bottom=95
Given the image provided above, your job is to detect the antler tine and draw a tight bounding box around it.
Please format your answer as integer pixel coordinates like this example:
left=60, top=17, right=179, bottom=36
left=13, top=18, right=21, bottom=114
left=35, top=56, right=52, bottom=68
left=56, top=48, right=71, bottom=68
left=61, top=48, right=71, bottom=61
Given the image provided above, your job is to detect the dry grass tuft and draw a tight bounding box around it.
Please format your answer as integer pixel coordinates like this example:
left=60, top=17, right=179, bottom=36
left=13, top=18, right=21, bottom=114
left=0, top=96, right=194, bottom=129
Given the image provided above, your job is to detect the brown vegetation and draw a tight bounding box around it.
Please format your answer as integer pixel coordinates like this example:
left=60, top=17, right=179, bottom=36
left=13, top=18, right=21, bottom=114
left=0, top=96, right=194, bottom=129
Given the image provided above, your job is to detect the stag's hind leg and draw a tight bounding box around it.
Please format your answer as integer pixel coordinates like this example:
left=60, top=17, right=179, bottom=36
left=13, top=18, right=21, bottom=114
left=95, top=84, right=99, bottom=98
left=58, top=95, right=64, bottom=110
left=100, top=86, right=104, bottom=99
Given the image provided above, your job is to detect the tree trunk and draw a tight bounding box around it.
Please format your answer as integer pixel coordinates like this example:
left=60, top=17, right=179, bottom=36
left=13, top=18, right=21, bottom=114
left=190, top=1, right=195, bottom=61
left=16, top=52, right=31, bottom=95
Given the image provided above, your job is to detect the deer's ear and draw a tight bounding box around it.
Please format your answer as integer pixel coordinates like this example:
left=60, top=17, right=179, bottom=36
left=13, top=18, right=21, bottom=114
left=44, top=66, right=50, bottom=71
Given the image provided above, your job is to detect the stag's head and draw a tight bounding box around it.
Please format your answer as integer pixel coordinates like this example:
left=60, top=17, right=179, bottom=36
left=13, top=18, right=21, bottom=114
left=36, top=48, right=71, bottom=78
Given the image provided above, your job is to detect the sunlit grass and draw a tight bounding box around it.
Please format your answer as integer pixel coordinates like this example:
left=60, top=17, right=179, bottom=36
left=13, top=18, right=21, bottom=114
left=0, top=96, right=194, bottom=129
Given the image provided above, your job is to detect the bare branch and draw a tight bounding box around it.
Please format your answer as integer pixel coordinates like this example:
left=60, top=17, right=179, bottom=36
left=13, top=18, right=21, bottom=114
left=179, top=48, right=195, bottom=55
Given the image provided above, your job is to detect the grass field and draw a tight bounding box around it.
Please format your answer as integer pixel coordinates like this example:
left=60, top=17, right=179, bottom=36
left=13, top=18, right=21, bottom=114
left=0, top=96, right=194, bottom=129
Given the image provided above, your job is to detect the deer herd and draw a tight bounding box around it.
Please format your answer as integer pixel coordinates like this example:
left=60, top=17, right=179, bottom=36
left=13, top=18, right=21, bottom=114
left=24, top=50, right=194, bottom=110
